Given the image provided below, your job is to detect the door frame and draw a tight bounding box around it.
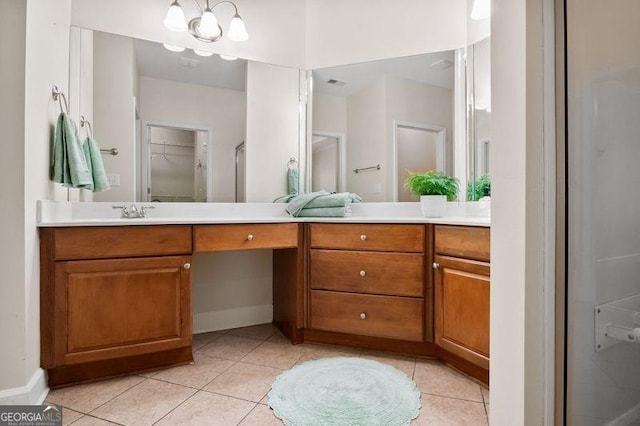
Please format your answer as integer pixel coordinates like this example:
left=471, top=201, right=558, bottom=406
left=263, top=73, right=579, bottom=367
left=391, top=120, right=447, bottom=202
left=142, top=121, right=214, bottom=202
left=310, top=130, right=347, bottom=193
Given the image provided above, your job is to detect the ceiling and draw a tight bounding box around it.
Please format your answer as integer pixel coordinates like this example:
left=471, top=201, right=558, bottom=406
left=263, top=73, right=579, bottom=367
left=313, top=50, right=455, bottom=97
left=134, top=39, right=247, bottom=91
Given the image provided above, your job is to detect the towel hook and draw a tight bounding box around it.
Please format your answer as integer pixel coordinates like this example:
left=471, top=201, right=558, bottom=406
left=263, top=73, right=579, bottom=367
left=51, top=86, right=68, bottom=114
left=288, top=157, right=297, bottom=169
left=80, top=116, right=93, bottom=138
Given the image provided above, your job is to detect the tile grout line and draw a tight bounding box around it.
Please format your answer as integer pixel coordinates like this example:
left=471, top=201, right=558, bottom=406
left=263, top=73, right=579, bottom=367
left=86, top=377, right=149, bottom=416
left=234, top=402, right=261, bottom=426
left=420, top=391, right=485, bottom=404
left=150, top=388, right=200, bottom=426
left=199, top=387, right=270, bottom=406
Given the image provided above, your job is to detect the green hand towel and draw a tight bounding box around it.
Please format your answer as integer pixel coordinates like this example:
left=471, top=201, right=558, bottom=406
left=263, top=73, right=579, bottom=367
left=51, top=113, right=93, bottom=188
left=286, top=190, right=329, bottom=216
left=288, top=167, right=299, bottom=196
left=297, top=206, right=352, bottom=217
left=304, top=192, right=363, bottom=208
left=82, top=136, right=111, bottom=192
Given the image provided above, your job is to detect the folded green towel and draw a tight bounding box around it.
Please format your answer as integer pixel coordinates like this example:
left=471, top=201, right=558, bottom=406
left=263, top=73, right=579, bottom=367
left=51, top=113, right=93, bottom=188
left=297, top=206, right=352, bottom=217
left=305, top=192, right=363, bottom=208
left=82, top=136, right=111, bottom=192
left=286, top=190, right=329, bottom=216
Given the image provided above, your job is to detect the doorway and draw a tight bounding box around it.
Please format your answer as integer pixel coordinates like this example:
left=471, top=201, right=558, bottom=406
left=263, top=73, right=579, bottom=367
left=392, top=121, right=446, bottom=202
left=310, top=131, right=346, bottom=193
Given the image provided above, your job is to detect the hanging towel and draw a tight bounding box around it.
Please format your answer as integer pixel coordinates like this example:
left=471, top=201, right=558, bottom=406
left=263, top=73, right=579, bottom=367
left=287, top=166, right=299, bottom=196
left=50, top=113, right=93, bottom=188
left=296, top=206, right=352, bottom=217
left=304, top=192, right=363, bottom=209
left=82, top=136, right=111, bottom=192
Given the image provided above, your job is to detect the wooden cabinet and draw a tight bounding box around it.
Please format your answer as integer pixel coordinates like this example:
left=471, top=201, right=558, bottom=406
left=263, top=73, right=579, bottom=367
left=194, top=223, right=298, bottom=252
left=307, top=223, right=427, bottom=344
left=40, top=226, right=194, bottom=387
left=434, top=226, right=490, bottom=370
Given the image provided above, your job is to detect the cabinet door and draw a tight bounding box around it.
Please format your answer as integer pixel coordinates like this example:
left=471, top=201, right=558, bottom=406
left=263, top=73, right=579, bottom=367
left=53, top=256, right=192, bottom=366
left=434, top=255, right=490, bottom=369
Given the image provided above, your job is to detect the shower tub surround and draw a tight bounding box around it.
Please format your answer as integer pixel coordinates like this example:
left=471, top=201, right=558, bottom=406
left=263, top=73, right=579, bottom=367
left=36, top=200, right=490, bottom=388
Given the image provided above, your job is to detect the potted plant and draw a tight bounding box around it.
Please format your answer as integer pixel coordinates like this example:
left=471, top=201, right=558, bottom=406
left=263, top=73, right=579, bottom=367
left=404, top=171, right=459, bottom=217
left=467, top=175, right=491, bottom=201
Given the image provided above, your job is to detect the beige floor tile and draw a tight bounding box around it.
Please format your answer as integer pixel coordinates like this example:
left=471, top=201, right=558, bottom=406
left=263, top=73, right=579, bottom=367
left=204, top=362, right=282, bottom=402
left=241, top=341, right=305, bottom=369
left=198, top=335, right=263, bottom=361
left=266, top=331, right=290, bottom=344
left=46, top=375, right=145, bottom=413
left=68, top=415, right=119, bottom=426
left=360, top=352, right=417, bottom=378
left=228, top=323, right=278, bottom=341
left=239, top=403, right=283, bottom=426
left=259, top=395, right=269, bottom=405
left=413, top=394, right=487, bottom=425
left=151, top=352, right=235, bottom=389
left=156, top=391, right=255, bottom=426
left=413, top=360, right=483, bottom=402
left=481, top=386, right=489, bottom=404
left=295, top=344, right=360, bottom=365
left=91, top=378, right=196, bottom=426
left=62, top=408, right=83, bottom=425
left=192, top=331, right=224, bottom=351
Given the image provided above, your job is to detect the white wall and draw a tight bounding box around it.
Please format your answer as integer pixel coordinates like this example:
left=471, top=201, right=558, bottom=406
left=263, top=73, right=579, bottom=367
left=0, top=0, right=73, bottom=404
left=305, top=0, right=467, bottom=69
left=245, top=62, right=301, bottom=202
left=92, top=32, right=137, bottom=202
left=312, top=93, right=347, bottom=135
left=71, top=0, right=307, bottom=69
left=139, top=76, right=246, bottom=202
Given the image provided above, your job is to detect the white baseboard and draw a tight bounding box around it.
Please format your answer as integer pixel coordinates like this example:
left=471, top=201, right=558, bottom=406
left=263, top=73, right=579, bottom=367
left=608, top=400, right=640, bottom=426
left=0, top=368, right=49, bottom=405
left=193, top=304, right=273, bottom=334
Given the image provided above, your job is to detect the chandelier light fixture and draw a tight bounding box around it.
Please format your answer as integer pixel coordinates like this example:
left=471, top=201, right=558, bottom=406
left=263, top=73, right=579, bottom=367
left=163, top=0, right=249, bottom=43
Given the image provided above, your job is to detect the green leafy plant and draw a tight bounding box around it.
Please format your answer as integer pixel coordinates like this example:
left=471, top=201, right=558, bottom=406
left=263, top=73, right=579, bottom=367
left=467, top=175, right=491, bottom=201
left=404, top=171, right=459, bottom=201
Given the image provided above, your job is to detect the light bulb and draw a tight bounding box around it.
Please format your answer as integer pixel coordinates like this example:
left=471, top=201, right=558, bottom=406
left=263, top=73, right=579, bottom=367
left=163, top=44, right=185, bottom=52
left=219, top=54, right=238, bottom=61
left=228, top=14, right=249, bottom=42
left=198, top=8, right=221, bottom=38
left=470, top=0, right=490, bottom=20
left=163, top=0, right=188, bottom=32
left=193, top=49, right=214, bottom=57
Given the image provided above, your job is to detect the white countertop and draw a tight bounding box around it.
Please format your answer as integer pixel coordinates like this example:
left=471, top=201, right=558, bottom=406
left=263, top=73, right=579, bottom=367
left=37, top=201, right=491, bottom=228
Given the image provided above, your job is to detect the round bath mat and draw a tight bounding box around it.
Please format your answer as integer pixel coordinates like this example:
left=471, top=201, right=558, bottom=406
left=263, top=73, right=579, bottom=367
left=268, top=356, right=421, bottom=426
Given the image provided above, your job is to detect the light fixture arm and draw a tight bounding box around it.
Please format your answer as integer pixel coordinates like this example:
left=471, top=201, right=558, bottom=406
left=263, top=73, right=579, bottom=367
left=183, top=0, right=204, bottom=14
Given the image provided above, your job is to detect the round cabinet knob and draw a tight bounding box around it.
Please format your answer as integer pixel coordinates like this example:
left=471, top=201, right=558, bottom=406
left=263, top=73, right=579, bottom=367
left=247, top=234, right=254, bottom=241
left=432, top=262, right=440, bottom=269
left=360, top=312, right=367, bottom=320
left=360, top=234, right=367, bottom=241
left=183, top=262, right=191, bottom=270
left=360, top=270, right=366, bottom=277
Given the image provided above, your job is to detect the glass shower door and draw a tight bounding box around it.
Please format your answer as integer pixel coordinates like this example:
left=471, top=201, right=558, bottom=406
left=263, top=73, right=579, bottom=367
left=566, top=1, right=640, bottom=424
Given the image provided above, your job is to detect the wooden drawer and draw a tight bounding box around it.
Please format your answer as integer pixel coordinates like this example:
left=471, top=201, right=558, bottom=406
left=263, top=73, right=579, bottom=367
left=310, top=249, right=424, bottom=297
left=435, top=225, right=490, bottom=262
left=310, top=224, right=424, bottom=253
left=309, top=290, right=423, bottom=341
left=194, top=223, right=298, bottom=252
left=51, top=226, right=192, bottom=260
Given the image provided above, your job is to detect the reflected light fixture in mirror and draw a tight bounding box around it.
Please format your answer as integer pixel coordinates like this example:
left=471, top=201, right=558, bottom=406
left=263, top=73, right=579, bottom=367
left=470, top=0, right=490, bottom=20
left=163, top=0, right=249, bottom=43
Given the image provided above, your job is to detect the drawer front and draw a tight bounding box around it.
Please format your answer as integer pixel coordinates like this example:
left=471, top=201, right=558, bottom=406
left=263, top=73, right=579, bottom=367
left=309, top=290, right=423, bottom=341
left=310, top=224, right=424, bottom=252
left=194, top=223, right=299, bottom=252
left=53, top=226, right=192, bottom=260
left=310, top=249, right=424, bottom=297
left=435, top=225, right=490, bottom=261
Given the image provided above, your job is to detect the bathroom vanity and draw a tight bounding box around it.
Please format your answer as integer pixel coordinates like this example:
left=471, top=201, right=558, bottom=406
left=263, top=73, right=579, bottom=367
left=38, top=203, right=490, bottom=388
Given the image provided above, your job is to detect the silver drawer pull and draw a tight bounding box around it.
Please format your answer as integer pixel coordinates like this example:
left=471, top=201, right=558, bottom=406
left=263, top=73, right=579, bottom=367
left=432, top=262, right=440, bottom=269
left=247, top=234, right=254, bottom=241
left=360, top=270, right=366, bottom=277
left=360, top=312, right=367, bottom=320
left=360, top=234, right=367, bottom=241
left=183, top=262, right=191, bottom=270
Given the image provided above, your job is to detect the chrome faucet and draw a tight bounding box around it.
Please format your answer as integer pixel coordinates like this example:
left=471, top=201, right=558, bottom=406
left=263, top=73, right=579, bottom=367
left=129, top=204, right=138, bottom=218
left=112, top=204, right=154, bottom=219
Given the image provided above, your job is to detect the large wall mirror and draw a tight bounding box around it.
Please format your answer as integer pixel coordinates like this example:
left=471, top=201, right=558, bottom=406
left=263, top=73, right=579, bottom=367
left=70, top=27, right=302, bottom=203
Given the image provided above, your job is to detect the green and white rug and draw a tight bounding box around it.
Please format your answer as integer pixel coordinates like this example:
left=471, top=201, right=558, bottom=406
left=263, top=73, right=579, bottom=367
left=268, top=357, right=421, bottom=426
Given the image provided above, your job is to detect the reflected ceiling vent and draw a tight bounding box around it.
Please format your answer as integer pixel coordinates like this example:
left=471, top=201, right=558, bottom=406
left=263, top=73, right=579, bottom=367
left=430, top=59, right=454, bottom=70
left=178, top=57, right=202, bottom=68
left=327, top=78, right=347, bottom=87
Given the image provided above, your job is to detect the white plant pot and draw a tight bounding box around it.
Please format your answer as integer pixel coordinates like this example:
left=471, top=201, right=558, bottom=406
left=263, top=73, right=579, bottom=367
left=420, top=195, right=447, bottom=217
